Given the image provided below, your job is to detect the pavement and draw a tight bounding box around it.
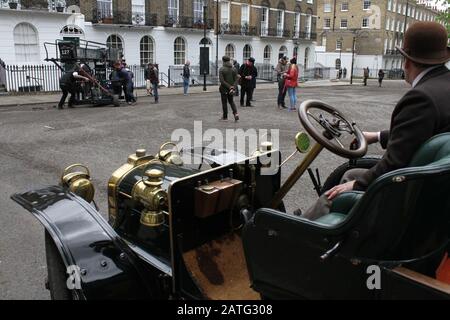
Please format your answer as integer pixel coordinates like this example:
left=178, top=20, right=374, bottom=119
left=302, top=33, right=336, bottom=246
left=0, top=79, right=409, bottom=299
left=0, top=79, right=368, bottom=107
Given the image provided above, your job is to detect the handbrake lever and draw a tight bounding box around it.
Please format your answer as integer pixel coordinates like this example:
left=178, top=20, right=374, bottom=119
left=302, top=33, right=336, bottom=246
left=320, top=241, right=342, bottom=261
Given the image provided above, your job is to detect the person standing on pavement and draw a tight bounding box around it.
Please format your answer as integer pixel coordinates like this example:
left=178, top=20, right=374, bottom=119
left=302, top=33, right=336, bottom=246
left=114, top=62, right=135, bottom=105
left=219, top=56, right=239, bottom=122
left=249, top=57, right=258, bottom=102
left=232, top=59, right=240, bottom=97
left=239, top=58, right=256, bottom=107
left=378, top=69, right=385, bottom=87
left=363, top=67, right=369, bottom=86
left=58, top=64, right=89, bottom=109
left=149, top=64, right=159, bottom=103
left=284, top=58, right=299, bottom=111
left=275, top=56, right=288, bottom=109
left=144, top=63, right=153, bottom=96
left=123, top=63, right=136, bottom=103
left=182, top=60, right=190, bottom=95
left=343, top=67, right=347, bottom=79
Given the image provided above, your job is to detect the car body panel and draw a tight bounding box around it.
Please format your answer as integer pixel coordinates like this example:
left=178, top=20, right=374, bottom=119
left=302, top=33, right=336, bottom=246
left=11, top=186, right=160, bottom=299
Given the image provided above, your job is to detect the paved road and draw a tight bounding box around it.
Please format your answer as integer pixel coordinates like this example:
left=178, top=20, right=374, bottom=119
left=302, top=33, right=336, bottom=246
left=0, top=80, right=409, bottom=299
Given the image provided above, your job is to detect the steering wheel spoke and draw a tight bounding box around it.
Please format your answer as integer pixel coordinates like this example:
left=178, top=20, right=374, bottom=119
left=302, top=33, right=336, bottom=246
left=333, top=137, right=346, bottom=149
left=299, top=100, right=367, bottom=159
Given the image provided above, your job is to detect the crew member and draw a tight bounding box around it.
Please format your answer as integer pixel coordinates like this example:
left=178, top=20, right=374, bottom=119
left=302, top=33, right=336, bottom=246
left=58, top=64, right=89, bottom=109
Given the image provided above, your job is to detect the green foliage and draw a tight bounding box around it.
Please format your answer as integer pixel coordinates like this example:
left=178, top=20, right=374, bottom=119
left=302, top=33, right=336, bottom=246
left=435, top=0, right=450, bottom=35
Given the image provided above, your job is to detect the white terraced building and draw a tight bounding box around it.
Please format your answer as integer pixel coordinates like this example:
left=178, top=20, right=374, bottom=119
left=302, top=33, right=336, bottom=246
left=0, top=0, right=319, bottom=92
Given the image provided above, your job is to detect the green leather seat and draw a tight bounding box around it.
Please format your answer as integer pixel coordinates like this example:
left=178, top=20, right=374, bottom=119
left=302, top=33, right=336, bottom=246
left=316, top=133, right=450, bottom=226
left=315, top=192, right=363, bottom=225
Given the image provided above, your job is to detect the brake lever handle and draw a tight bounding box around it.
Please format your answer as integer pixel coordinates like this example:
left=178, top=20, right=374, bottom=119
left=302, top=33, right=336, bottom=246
left=320, top=241, right=342, bottom=261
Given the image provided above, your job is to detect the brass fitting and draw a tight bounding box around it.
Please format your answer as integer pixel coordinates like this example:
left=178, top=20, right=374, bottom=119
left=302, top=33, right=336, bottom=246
left=132, top=168, right=167, bottom=227
left=61, top=164, right=95, bottom=203
left=157, top=142, right=183, bottom=166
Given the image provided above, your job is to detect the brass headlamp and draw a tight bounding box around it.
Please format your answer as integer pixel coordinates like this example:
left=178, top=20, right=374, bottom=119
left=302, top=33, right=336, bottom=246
left=132, top=167, right=168, bottom=227
left=61, top=164, right=95, bottom=203
left=157, top=142, right=183, bottom=166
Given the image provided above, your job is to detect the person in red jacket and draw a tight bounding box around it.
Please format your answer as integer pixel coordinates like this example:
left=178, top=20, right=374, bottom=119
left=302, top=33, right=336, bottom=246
left=284, top=58, right=299, bottom=111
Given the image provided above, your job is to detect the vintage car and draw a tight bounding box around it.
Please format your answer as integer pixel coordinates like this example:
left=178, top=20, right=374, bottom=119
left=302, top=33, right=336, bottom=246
left=12, top=100, right=450, bottom=300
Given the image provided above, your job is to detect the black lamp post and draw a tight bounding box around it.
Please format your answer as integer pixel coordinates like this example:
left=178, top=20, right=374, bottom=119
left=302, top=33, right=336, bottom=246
left=215, top=1, right=219, bottom=79
left=203, top=4, right=207, bottom=91
left=338, top=36, right=342, bottom=78
left=400, top=0, right=409, bottom=69
left=350, top=35, right=356, bottom=84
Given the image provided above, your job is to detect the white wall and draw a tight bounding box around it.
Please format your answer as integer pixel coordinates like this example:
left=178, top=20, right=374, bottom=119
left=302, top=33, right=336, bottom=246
left=316, top=50, right=402, bottom=78
left=315, top=51, right=353, bottom=78
left=0, top=9, right=73, bottom=65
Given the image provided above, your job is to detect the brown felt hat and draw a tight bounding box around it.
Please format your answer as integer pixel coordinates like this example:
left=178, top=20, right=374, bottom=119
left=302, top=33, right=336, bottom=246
left=396, top=21, right=450, bottom=65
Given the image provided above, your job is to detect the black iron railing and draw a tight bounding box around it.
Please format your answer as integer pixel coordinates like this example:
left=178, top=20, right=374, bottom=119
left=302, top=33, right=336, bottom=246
left=3, top=64, right=152, bottom=93
left=165, top=15, right=213, bottom=29
left=114, top=11, right=132, bottom=25
left=220, top=24, right=258, bottom=36
left=145, top=13, right=158, bottom=26
left=259, top=27, right=291, bottom=38
left=92, top=9, right=158, bottom=27
left=292, top=31, right=317, bottom=40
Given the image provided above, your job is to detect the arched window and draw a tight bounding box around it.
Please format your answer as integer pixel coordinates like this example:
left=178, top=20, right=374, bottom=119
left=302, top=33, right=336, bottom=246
left=60, top=25, right=84, bottom=36
left=14, top=23, right=40, bottom=62
left=107, top=34, right=123, bottom=60
left=225, top=43, right=235, bottom=59
left=304, top=47, right=310, bottom=68
left=174, top=37, right=186, bottom=65
left=140, top=36, right=154, bottom=65
left=293, top=46, right=298, bottom=58
left=106, top=34, right=123, bottom=50
left=263, top=45, right=271, bottom=64
left=199, top=37, right=212, bottom=45
left=243, top=44, right=252, bottom=61
left=279, top=45, right=288, bottom=59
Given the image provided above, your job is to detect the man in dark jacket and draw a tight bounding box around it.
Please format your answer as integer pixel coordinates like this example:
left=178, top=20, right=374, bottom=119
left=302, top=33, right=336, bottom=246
left=300, top=22, right=450, bottom=220
left=144, top=63, right=153, bottom=96
left=249, top=57, right=258, bottom=102
left=58, top=64, right=89, bottom=109
left=363, top=67, right=369, bottom=86
left=219, top=56, right=239, bottom=121
left=149, top=64, right=159, bottom=103
left=378, top=69, right=385, bottom=87
left=239, top=57, right=256, bottom=107
left=123, top=62, right=136, bottom=104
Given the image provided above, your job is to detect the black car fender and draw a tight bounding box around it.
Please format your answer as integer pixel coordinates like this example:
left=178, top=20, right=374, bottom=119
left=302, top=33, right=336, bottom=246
left=11, top=186, right=156, bottom=299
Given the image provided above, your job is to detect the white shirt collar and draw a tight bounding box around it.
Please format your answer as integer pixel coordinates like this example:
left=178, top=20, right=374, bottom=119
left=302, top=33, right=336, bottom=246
left=412, top=65, right=441, bottom=88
